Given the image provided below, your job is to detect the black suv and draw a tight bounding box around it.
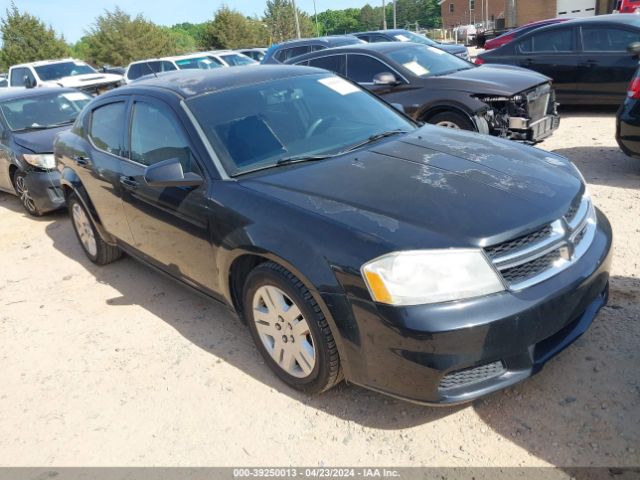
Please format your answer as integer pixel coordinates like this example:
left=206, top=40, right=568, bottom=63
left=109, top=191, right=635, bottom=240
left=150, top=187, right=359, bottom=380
left=353, top=29, right=469, bottom=60
left=262, top=36, right=365, bottom=64
left=55, top=67, right=611, bottom=405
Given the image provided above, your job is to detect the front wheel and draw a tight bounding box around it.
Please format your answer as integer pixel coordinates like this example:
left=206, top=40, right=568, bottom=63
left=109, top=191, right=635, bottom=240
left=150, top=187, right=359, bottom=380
left=13, top=170, right=41, bottom=216
left=428, top=111, right=476, bottom=131
left=243, top=262, right=342, bottom=394
left=68, top=193, right=122, bottom=265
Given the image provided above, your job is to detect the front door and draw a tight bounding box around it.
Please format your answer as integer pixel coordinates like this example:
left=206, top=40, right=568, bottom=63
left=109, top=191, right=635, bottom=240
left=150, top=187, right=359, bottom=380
left=118, top=96, right=216, bottom=292
left=576, top=25, right=640, bottom=104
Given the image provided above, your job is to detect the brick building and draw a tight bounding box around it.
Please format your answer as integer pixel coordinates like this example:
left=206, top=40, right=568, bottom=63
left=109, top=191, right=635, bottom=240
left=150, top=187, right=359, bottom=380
left=440, top=0, right=612, bottom=29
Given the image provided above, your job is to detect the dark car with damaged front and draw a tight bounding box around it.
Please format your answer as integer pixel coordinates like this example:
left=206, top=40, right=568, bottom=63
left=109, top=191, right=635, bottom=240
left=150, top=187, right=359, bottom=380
left=54, top=67, right=612, bottom=405
left=289, top=42, right=559, bottom=143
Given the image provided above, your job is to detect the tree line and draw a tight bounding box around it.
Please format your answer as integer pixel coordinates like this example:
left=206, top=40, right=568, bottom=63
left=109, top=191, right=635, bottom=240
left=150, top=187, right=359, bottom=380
left=0, top=0, right=441, bottom=70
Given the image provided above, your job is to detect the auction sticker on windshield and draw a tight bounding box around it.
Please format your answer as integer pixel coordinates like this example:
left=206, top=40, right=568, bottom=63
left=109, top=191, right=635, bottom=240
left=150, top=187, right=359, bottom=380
left=403, top=61, right=429, bottom=76
left=63, top=92, right=89, bottom=102
left=427, top=46, right=446, bottom=55
left=318, top=77, right=360, bottom=96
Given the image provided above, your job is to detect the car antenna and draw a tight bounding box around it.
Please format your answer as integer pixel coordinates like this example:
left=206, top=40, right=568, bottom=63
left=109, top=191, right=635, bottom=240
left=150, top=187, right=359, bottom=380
left=144, top=62, right=158, bottom=79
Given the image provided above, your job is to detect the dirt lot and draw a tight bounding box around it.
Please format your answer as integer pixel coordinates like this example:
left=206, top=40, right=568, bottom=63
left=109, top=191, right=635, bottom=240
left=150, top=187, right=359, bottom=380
left=0, top=109, right=639, bottom=467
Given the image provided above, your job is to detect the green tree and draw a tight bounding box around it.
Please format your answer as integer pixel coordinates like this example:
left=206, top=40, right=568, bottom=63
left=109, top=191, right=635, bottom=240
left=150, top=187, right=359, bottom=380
left=0, top=1, right=69, bottom=69
left=315, top=8, right=360, bottom=35
left=171, top=22, right=207, bottom=47
left=264, top=0, right=314, bottom=43
left=200, top=7, right=269, bottom=49
left=83, top=7, right=179, bottom=67
left=359, top=4, right=379, bottom=31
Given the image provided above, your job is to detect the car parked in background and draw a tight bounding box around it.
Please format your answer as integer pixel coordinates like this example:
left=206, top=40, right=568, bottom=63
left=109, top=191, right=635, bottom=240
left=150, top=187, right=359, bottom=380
left=484, top=18, right=570, bottom=51
left=101, top=65, right=126, bottom=76
left=354, top=29, right=470, bottom=60
left=262, top=36, right=365, bottom=64
left=8, top=59, right=123, bottom=96
left=0, top=75, right=7, bottom=88
left=616, top=42, right=640, bottom=158
left=290, top=42, right=559, bottom=142
left=615, top=0, right=640, bottom=13
left=476, top=15, right=640, bottom=105
left=125, top=53, right=225, bottom=83
left=55, top=67, right=611, bottom=405
left=0, top=88, right=91, bottom=215
left=237, top=48, right=268, bottom=62
left=208, top=50, right=258, bottom=67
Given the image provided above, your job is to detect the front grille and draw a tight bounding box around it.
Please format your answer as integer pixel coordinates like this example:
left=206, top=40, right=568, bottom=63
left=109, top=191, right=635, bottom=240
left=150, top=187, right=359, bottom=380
left=485, top=225, right=553, bottom=260
left=501, top=250, right=563, bottom=285
left=484, top=195, right=595, bottom=290
left=439, top=361, right=506, bottom=390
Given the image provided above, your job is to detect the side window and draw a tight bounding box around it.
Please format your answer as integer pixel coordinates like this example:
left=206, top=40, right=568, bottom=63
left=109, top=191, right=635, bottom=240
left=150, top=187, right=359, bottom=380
left=369, top=35, right=389, bottom=43
left=347, top=54, right=389, bottom=83
left=311, top=45, right=327, bottom=52
left=307, top=55, right=347, bottom=76
left=520, top=28, right=573, bottom=53
left=130, top=101, right=198, bottom=173
left=10, top=68, right=25, bottom=87
left=582, top=27, right=639, bottom=52
left=89, top=102, right=126, bottom=156
left=127, top=63, right=145, bottom=80
left=275, top=45, right=311, bottom=62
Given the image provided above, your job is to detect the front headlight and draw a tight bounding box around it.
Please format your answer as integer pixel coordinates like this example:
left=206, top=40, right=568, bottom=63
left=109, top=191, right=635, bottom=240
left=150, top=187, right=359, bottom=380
left=361, top=249, right=505, bottom=306
left=23, top=153, right=56, bottom=169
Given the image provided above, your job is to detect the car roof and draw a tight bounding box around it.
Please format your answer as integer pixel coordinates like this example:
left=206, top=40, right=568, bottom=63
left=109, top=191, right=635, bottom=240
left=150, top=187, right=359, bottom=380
left=12, top=58, right=87, bottom=68
left=111, top=65, right=327, bottom=99
left=274, top=35, right=361, bottom=47
left=288, top=41, right=414, bottom=61
left=0, top=87, right=82, bottom=102
left=354, top=29, right=410, bottom=35
left=562, top=13, right=640, bottom=26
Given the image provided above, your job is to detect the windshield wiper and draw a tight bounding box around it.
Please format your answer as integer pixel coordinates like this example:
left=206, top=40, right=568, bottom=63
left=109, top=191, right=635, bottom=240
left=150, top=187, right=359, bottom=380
left=15, top=120, right=74, bottom=132
left=341, top=129, right=409, bottom=154
left=276, top=154, right=335, bottom=166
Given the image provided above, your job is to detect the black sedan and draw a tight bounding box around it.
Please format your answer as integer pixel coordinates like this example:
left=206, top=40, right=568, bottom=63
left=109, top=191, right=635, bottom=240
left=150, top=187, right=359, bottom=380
left=476, top=14, right=640, bottom=105
left=617, top=43, right=640, bottom=158
left=0, top=88, right=91, bottom=215
left=354, top=29, right=469, bottom=60
left=289, top=42, right=559, bottom=143
left=55, top=67, right=611, bottom=405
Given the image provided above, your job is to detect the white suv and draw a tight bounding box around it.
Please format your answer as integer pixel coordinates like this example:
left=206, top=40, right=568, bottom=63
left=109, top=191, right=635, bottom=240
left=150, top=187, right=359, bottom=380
left=8, top=58, right=123, bottom=95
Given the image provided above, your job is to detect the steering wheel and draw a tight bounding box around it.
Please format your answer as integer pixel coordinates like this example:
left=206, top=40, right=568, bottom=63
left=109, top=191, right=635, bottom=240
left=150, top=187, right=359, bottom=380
left=306, top=116, right=337, bottom=139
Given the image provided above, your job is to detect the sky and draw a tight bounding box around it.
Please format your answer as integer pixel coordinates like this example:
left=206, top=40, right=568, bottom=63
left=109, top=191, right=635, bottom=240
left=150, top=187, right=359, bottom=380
left=2, top=0, right=377, bottom=43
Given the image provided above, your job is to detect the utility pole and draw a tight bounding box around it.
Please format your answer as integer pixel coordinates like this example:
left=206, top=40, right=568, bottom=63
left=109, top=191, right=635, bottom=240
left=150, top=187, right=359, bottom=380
left=313, top=0, right=320, bottom=37
left=393, top=0, right=397, bottom=29
left=292, top=0, right=301, bottom=39
left=382, top=0, right=387, bottom=29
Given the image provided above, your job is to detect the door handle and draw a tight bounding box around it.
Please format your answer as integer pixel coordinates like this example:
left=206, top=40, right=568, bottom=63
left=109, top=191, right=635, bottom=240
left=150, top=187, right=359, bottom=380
left=119, top=176, right=139, bottom=190
left=72, top=155, right=90, bottom=166
left=579, top=60, right=598, bottom=67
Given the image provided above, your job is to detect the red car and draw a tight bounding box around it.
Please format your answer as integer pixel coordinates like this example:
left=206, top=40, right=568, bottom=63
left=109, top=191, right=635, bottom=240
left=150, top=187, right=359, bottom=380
left=484, top=18, right=570, bottom=50
left=616, top=0, right=640, bottom=13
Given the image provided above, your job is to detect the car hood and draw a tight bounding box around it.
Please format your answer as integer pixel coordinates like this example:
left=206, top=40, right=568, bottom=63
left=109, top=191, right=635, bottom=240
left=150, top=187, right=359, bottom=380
left=12, top=125, right=71, bottom=153
left=432, top=64, right=551, bottom=96
left=239, top=126, right=583, bottom=249
left=45, top=73, right=123, bottom=87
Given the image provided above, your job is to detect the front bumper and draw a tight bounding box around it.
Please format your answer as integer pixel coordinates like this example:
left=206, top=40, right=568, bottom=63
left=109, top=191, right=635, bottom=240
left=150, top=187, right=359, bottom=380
left=328, top=210, right=612, bottom=405
left=23, top=169, right=65, bottom=213
left=507, top=114, right=560, bottom=143
left=616, top=99, right=640, bottom=159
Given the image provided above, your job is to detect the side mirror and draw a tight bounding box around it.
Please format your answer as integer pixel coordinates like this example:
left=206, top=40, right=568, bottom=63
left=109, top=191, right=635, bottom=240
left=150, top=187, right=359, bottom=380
left=628, top=42, right=640, bottom=55
left=144, top=158, right=203, bottom=188
left=373, top=72, right=399, bottom=86
left=24, top=76, right=36, bottom=88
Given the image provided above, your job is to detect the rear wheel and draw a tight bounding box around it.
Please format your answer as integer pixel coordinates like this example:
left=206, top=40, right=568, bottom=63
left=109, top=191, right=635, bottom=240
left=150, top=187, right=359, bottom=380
left=68, top=193, right=122, bottom=265
left=13, top=170, right=40, bottom=216
left=429, top=111, right=476, bottom=131
left=243, top=262, right=342, bottom=394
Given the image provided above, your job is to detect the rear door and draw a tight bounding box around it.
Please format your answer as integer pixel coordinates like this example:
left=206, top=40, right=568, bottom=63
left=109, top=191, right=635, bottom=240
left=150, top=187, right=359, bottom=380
left=118, top=95, right=216, bottom=291
left=576, top=25, right=640, bottom=104
left=515, top=26, right=579, bottom=102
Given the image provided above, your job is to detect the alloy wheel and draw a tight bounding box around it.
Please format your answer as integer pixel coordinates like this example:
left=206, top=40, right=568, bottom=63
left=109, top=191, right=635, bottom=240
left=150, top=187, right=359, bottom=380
left=72, top=202, right=98, bottom=257
left=14, top=175, right=37, bottom=213
left=252, top=285, right=316, bottom=378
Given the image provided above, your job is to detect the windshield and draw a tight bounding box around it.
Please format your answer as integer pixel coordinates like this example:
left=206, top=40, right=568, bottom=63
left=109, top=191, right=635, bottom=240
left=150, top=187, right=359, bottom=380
left=388, top=45, right=472, bottom=78
left=34, top=61, right=97, bottom=81
left=220, top=54, right=257, bottom=66
left=175, top=56, right=223, bottom=70
left=0, top=91, right=91, bottom=131
left=393, top=31, right=437, bottom=46
left=186, top=74, right=416, bottom=176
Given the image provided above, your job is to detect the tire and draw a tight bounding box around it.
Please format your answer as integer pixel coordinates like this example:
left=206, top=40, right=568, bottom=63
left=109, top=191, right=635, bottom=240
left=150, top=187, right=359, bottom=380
left=243, top=262, right=342, bottom=394
left=428, top=111, right=476, bottom=131
left=13, top=170, right=41, bottom=216
left=68, top=193, right=122, bottom=265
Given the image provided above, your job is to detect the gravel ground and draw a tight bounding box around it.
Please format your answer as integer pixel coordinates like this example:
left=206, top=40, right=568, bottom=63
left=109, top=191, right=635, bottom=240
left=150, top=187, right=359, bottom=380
left=0, top=108, right=638, bottom=467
